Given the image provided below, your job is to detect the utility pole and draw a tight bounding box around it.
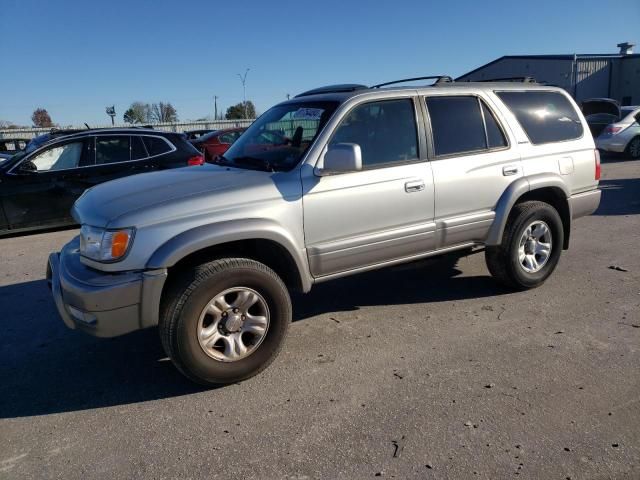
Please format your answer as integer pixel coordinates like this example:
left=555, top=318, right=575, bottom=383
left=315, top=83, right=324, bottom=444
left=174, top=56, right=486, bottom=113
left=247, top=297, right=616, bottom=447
left=214, top=95, right=218, bottom=120
left=237, top=68, right=250, bottom=118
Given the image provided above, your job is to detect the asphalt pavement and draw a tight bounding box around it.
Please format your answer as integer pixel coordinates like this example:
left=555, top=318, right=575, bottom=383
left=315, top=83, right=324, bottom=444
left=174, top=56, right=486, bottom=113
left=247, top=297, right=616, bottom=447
left=1, top=156, right=639, bottom=479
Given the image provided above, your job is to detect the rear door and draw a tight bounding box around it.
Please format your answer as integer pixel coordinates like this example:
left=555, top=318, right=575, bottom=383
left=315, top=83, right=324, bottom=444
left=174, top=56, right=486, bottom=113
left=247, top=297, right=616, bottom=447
left=424, top=93, right=521, bottom=248
left=2, top=138, right=91, bottom=229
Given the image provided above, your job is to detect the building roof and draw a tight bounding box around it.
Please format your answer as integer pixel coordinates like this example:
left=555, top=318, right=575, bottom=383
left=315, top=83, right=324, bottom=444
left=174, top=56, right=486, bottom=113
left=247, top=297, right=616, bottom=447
left=457, top=53, right=640, bottom=80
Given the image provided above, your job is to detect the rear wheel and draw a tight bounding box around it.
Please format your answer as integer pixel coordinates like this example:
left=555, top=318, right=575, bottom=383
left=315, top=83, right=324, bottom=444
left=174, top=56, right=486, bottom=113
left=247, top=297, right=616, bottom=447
left=625, top=136, right=640, bottom=159
left=159, top=258, right=291, bottom=386
left=485, top=201, right=563, bottom=290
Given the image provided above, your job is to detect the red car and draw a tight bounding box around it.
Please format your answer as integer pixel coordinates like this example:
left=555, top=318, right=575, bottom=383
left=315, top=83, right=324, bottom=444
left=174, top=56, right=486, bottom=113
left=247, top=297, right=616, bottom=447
left=190, top=127, right=246, bottom=162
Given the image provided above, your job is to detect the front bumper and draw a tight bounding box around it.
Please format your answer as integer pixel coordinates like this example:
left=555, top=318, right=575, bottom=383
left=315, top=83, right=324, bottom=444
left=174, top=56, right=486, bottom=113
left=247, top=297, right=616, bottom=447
left=47, top=237, right=167, bottom=338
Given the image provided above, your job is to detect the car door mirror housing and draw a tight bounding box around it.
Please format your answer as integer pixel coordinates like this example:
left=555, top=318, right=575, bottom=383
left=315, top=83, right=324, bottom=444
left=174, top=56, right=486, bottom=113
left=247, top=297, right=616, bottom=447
left=318, top=143, right=362, bottom=175
left=18, top=160, right=38, bottom=174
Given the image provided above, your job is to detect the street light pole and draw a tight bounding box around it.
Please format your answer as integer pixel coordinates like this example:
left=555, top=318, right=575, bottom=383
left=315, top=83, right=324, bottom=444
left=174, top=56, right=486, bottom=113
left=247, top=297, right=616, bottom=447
left=214, top=95, right=218, bottom=120
left=237, top=68, right=250, bottom=118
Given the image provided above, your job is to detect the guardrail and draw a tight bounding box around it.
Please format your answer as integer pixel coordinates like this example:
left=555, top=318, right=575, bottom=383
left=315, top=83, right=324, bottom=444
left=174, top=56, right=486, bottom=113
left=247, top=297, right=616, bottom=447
left=0, top=119, right=255, bottom=140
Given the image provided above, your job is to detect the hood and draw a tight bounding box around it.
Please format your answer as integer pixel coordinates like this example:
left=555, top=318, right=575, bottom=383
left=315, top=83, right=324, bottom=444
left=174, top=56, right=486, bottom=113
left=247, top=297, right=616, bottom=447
left=581, top=99, right=620, bottom=117
left=73, top=164, right=297, bottom=228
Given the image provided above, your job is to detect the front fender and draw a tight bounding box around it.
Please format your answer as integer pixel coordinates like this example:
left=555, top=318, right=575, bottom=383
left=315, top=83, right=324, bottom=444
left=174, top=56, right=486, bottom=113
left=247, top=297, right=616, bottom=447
left=146, top=218, right=313, bottom=292
left=485, top=174, right=570, bottom=246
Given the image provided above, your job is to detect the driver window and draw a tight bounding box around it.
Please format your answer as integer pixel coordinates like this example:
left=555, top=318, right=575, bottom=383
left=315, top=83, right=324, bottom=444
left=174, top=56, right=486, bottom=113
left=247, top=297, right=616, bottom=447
left=26, top=142, right=84, bottom=172
left=330, top=99, right=419, bottom=167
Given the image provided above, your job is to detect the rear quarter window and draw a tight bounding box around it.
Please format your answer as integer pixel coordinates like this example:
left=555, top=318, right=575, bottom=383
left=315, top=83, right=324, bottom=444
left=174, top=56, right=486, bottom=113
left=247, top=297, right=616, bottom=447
left=496, top=91, right=583, bottom=144
left=143, top=136, right=173, bottom=156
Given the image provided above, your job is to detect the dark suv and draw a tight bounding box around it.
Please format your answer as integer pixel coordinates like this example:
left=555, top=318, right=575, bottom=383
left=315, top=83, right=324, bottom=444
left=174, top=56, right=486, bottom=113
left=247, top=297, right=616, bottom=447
left=0, top=128, right=203, bottom=235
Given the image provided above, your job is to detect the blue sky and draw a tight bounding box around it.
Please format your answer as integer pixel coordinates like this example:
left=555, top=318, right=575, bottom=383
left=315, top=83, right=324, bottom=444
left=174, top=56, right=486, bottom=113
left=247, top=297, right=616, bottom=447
left=1, top=0, right=638, bottom=126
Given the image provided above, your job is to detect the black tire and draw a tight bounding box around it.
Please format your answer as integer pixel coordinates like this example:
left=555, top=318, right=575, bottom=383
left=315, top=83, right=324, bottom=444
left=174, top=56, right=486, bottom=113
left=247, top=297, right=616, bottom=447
left=485, top=201, right=564, bottom=290
left=625, top=136, right=640, bottom=160
left=159, top=258, right=291, bottom=386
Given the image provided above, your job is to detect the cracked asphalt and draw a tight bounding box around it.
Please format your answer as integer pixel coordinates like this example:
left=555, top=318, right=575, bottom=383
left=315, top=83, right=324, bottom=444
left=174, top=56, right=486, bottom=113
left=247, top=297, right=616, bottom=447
left=1, top=156, right=639, bottom=479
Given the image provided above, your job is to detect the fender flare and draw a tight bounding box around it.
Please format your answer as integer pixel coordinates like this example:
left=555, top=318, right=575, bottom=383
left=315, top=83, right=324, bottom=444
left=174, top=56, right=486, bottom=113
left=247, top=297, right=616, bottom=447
left=485, top=173, right=571, bottom=246
left=146, top=218, right=313, bottom=292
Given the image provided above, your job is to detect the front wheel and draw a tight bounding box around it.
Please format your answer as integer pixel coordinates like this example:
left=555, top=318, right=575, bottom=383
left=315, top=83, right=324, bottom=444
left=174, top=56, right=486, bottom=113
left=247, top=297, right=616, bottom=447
left=159, top=258, right=292, bottom=386
left=485, top=201, right=564, bottom=290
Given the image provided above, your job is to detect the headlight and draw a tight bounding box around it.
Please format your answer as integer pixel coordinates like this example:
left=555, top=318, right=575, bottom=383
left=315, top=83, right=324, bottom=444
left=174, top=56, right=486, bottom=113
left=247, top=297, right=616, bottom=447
left=80, top=225, right=134, bottom=262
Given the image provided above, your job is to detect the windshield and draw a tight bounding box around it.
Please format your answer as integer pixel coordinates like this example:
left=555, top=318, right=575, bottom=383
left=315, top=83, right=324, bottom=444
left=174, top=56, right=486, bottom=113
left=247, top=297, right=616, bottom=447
left=219, top=101, right=338, bottom=171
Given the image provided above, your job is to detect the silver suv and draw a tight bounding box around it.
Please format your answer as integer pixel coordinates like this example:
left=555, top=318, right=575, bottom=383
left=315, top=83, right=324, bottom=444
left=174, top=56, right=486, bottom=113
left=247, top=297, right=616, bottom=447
left=47, top=77, right=601, bottom=385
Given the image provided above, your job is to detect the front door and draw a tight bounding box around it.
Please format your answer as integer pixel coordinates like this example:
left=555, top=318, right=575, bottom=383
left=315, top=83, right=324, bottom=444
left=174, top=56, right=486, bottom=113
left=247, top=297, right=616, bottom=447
left=302, top=97, right=435, bottom=277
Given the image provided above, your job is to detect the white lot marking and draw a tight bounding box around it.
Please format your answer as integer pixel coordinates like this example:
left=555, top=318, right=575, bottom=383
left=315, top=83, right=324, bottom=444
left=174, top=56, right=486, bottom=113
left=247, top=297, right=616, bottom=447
left=0, top=453, right=28, bottom=472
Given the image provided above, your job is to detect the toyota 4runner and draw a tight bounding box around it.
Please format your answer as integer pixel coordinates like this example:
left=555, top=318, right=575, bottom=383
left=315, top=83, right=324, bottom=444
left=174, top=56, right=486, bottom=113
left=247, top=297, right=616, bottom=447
left=47, top=77, right=601, bottom=385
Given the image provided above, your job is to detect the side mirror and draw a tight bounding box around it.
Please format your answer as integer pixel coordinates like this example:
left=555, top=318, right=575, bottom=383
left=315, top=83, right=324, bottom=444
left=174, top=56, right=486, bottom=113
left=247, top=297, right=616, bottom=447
left=319, top=143, right=362, bottom=175
left=18, top=160, right=38, bottom=173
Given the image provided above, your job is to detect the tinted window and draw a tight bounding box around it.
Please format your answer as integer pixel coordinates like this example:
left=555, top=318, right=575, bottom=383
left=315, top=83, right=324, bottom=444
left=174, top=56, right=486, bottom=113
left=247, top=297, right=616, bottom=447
left=143, top=136, right=172, bottom=156
left=481, top=101, right=508, bottom=149
left=28, top=142, right=83, bottom=171
left=496, top=91, right=583, bottom=144
left=426, top=96, right=486, bottom=156
left=131, top=136, right=147, bottom=160
left=96, top=136, right=130, bottom=164
left=330, top=99, right=418, bottom=167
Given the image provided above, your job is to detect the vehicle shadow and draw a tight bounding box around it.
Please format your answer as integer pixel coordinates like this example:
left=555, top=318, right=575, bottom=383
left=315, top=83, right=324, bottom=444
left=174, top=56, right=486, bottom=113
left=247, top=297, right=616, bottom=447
left=0, top=253, right=507, bottom=419
left=594, top=178, right=640, bottom=216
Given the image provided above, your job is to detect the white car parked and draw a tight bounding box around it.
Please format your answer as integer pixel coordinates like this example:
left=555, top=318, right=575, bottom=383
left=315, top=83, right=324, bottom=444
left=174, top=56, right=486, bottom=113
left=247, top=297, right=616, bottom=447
left=595, top=106, right=640, bottom=159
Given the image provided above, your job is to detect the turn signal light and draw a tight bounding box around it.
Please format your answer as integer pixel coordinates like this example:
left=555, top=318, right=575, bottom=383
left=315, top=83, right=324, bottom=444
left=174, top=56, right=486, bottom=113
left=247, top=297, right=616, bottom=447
left=111, top=231, right=131, bottom=258
left=594, top=149, right=601, bottom=181
left=187, top=155, right=204, bottom=166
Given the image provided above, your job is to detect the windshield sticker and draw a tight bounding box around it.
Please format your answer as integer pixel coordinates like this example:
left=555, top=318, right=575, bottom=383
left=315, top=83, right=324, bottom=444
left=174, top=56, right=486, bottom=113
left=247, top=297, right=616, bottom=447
left=293, top=108, right=324, bottom=120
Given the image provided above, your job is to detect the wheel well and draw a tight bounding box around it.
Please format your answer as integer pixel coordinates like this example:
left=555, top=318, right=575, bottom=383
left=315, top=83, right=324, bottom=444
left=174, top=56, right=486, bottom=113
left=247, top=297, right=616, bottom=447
left=515, top=187, right=571, bottom=249
left=165, top=239, right=304, bottom=292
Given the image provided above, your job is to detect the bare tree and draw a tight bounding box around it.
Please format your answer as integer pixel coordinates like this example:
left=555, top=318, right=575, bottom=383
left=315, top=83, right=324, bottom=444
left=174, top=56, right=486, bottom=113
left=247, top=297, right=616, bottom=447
left=31, top=108, right=53, bottom=128
left=123, top=102, right=151, bottom=124
left=150, top=102, right=178, bottom=123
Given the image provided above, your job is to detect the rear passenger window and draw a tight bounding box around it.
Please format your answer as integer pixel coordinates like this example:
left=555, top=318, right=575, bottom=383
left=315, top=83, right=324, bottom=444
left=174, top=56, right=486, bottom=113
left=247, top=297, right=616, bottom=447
left=96, top=136, right=130, bottom=164
left=496, top=91, right=583, bottom=144
left=426, top=96, right=486, bottom=156
left=143, top=136, right=172, bottom=156
left=481, top=101, right=508, bottom=148
left=330, top=99, right=419, bottom=168
left=131, top=136, right=148, bottom=160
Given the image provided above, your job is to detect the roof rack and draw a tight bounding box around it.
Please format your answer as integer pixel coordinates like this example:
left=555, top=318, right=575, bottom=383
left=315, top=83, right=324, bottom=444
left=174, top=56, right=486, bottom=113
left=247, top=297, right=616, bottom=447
left=474, top=76, right=537, bottom=83
left=371, top=76, right=453, bottom=88
left=295, top=84, right=369, bottom=98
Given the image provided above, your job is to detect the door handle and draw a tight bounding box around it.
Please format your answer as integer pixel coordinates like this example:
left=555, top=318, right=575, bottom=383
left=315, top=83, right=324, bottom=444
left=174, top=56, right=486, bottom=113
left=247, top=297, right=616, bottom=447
left=502, top=166, right=519, bottom=176
left=404, top=180, right=425, bottom=193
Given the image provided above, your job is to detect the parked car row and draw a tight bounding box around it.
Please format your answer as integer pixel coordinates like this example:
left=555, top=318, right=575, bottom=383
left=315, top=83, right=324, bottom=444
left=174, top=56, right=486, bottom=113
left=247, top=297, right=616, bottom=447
left=0, top=129, right=203, bottom=235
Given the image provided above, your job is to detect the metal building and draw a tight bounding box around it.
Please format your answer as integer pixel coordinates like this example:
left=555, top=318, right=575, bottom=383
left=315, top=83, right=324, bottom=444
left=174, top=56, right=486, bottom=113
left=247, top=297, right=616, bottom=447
left=457, top=42, right=640, bottom=105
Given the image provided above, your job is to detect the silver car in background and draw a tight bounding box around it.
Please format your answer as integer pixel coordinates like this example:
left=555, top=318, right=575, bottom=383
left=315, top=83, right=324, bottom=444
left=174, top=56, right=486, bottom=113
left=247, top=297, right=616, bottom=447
left=595, top=106, right=640, bottom=159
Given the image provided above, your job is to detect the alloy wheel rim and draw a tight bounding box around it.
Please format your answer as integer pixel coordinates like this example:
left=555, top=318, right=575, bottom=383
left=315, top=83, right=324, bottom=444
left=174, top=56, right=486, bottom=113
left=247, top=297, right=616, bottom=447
left=518, top=220, right=552, bottom=274
left=197, top=287, right=270, bottom=362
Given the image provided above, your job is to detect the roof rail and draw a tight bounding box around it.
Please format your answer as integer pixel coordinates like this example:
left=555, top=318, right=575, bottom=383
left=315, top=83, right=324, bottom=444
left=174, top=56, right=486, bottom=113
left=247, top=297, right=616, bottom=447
left=474, top=76, right=537, bottom=83
left=371, top=76, right=453, bottom=88
left=295, top=84, right=369, bottom=98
